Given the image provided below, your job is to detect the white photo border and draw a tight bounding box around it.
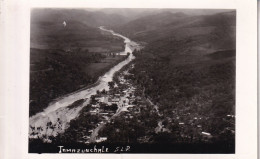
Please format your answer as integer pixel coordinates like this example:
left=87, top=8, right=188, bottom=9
left=1, top=0, right=257, bottom=158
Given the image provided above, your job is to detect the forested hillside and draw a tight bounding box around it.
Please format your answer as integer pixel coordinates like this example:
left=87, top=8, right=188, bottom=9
left=123, top=10, right=236, bottom=144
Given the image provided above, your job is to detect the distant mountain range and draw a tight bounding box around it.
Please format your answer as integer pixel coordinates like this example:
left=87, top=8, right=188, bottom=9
left=31, top=8, right=234, bottom=28
left=31, top=8, right=129, bottom=27
left=113, top=10, right=235, bottom=55
left=31, top=8, right=235, bottom=55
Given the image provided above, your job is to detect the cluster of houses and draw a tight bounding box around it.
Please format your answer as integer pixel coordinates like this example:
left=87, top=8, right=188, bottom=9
left=76, top=69, right=143, bottom=143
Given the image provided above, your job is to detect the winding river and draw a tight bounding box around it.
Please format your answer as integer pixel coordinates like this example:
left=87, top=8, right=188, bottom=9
left=29, top=26, right=139, bottom=139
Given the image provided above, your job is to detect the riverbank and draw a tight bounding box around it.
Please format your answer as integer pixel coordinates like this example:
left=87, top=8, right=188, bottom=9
left=47, top=54, right=129, bottom=107
left=29, top=27, right=139, bottom=143
left=30, top=40, right=125, bottom=117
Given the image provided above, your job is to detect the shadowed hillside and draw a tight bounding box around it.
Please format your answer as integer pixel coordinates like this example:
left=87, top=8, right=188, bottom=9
left=115, top=11, right=235, bottom=48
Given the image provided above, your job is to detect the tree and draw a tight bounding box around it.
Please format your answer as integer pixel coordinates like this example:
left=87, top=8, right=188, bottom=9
left=101, top=89, right=107, bottom=94
left=108, top=81, right=115, bottom=90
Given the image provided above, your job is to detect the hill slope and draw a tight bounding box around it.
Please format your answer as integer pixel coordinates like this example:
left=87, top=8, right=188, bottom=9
left=127, top=10, right=236, bottom=145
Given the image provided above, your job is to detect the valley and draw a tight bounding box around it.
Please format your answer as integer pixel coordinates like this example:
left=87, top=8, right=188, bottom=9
left=29, top=8, right=235, bottom=153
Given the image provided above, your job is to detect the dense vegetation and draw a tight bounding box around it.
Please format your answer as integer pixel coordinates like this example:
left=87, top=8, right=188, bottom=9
left=131, top=49, right=235, bottom=142
left=119, top=10, right=236, bottom=144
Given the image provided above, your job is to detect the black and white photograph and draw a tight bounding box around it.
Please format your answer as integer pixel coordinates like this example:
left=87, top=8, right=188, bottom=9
left=0, top=0, right=258, bottom=158
left=28, top=8, right=236, bottom=154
